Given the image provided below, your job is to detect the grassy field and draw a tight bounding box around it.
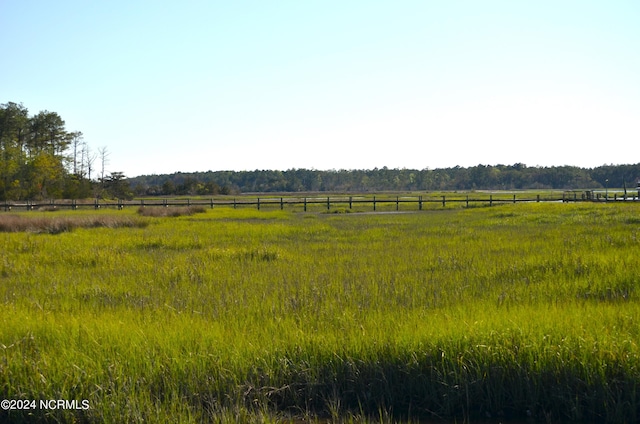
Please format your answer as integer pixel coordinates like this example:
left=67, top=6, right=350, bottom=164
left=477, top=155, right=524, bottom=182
left=1, top=202, right=639, bottom=422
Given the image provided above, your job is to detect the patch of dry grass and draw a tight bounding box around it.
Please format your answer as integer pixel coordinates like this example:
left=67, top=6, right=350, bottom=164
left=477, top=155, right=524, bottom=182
left=0, top=214, right=148, bottom=234
left=136, top=205, right=207, bottom=217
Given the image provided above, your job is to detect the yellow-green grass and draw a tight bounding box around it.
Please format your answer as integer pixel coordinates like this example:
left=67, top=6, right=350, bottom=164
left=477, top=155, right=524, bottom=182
left=1, top=203, right=639, bottom=422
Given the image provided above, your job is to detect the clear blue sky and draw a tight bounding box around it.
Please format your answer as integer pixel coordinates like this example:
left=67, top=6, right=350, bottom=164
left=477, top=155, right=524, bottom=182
left=2, top=1, right=639, bottom=177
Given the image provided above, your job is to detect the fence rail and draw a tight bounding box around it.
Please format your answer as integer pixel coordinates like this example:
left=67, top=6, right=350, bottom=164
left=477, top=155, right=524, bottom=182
left=4, top=191, right=640, bottom=212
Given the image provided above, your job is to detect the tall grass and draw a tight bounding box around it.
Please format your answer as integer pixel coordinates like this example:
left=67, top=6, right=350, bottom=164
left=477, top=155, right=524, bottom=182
left=136, top=205, right=207, bottom=217
left=0, top=203, right=639, bottom=422
left=0, top=211, right=147, bottom=234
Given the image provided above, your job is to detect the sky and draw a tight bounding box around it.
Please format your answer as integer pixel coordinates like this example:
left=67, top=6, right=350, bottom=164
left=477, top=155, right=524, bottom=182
left=1, top=1, right=639, bottom=178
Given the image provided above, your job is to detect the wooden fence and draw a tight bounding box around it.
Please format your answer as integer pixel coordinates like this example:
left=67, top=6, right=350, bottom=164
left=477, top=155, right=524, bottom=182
left=4, top=191, right=639, bottom=213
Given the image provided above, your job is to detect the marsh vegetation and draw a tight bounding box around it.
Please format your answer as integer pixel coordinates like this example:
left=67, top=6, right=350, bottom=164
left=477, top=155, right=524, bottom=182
left=1, top=203, right=639, bottom=422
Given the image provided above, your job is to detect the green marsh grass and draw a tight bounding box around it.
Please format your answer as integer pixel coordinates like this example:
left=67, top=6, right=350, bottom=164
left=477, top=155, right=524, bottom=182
left=1, top=203, right=639, bottom=422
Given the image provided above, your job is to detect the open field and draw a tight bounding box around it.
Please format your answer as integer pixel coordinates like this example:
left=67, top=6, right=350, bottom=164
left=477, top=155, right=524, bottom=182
left=1, top=203, right=640, bottom=422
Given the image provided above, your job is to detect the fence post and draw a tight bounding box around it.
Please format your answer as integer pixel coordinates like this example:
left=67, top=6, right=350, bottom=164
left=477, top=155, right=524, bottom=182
left=233, top=198, right=236, bottom=209
left=327, top=197, right=330, bottom=211
left=257, top=198, right=260, bottom=210
left=466, top=195, right=469, bottom=208
left=537, top=194, right=540, bottom=202
left=210, top=198, right=214, bottom=209
left=187, top=198, right=191, bottom=206
left=95, top=199, right=99, bottom=209
left=490, top=195, right=493, bottom=207
left=304, top=197, right=307, bottom=212
left=373, top=196, right=376, bottom=211
left=513, top=194, right=516, bottom=204
left=349, top=196, right=352, bottom=209
left=396, top=196, right=399, bottom=211
left=419, top=195, right=422, bottom=211
left=442, top=196, right=446, bottom=207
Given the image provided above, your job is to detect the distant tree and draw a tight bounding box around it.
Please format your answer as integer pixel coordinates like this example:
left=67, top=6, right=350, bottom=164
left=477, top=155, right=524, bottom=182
left=177, top=176, right=197, bottom=195
left=27, top=110, right=70, bottom=157
left=70, top=131, right=83, bottom=175
left=28, top=152, right=65, bottom=198
left=98, top=146, right=109, bottom=183
left=103, top=172, right=133, bottom=199
left=0, top=102, right=29, bottom=199
left=63, top=173, right=93, bottom=199
left=162, top=180, right=176, bottom=195
left=82, top=142, right=97, bottom=180
left=0, top=102, right=117, bottom=200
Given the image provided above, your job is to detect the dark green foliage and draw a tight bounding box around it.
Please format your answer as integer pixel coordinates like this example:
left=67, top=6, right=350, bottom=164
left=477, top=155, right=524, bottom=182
left=128, top=163, right=640, bottom=194
left=0, top=101, right=128, bottom=201
left=101, top=172, right=133, bottom=200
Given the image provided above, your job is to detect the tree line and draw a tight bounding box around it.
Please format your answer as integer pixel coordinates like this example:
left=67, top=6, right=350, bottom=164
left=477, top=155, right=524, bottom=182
left=4, top=101, right=638, bottom=199
left=0, top=102, right=131, bottom=201
left=128, top=163, right=640, bottom=196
